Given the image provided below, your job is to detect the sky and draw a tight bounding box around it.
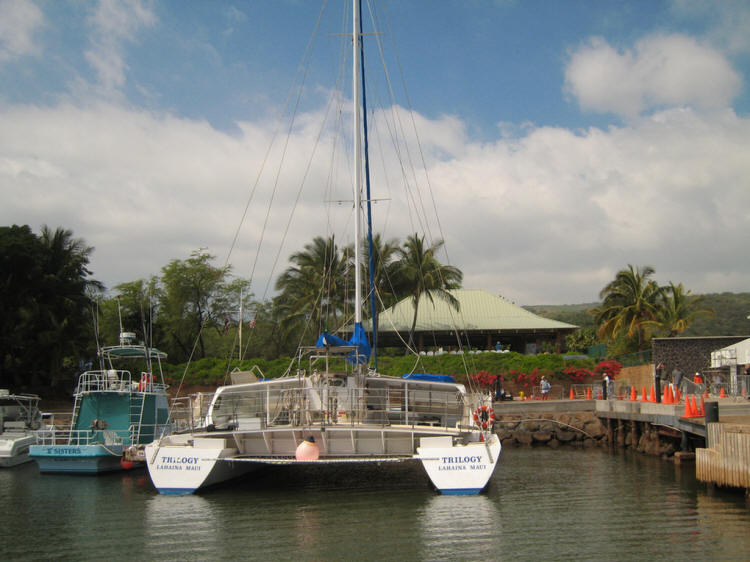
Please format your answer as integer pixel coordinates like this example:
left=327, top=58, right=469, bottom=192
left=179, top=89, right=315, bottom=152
left=2, top=0, right=750, bottom=306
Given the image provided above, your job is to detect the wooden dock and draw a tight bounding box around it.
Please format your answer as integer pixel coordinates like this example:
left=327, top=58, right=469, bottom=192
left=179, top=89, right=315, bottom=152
left=697, top=422, right=750, bottom=491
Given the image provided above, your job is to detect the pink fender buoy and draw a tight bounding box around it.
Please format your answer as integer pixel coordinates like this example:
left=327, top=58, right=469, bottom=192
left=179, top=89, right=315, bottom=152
left=295, top=436, right=319, bottom=460
left=120, top=459, right=135, bottom=470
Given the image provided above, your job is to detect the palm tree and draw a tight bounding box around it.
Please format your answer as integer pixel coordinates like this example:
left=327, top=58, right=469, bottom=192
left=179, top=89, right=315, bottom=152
left=592, top=264, right=662, bottom=351
left=656, top=282, right=713, bottom=336
left=37, top=225, right=102, bottom=386
left=275, top=235, right=350, bottom=339
left=358, top=233, right=401, bottom=310
left=392, top=234, right=463, bottom=351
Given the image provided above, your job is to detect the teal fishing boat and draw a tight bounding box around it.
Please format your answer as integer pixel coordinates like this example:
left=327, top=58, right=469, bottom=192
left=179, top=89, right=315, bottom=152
left=30, top=332, right=170, bottom=474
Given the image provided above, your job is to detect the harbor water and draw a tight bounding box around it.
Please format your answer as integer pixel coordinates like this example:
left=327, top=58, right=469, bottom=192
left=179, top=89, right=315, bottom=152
left=2, top=447, right=750, bottom=561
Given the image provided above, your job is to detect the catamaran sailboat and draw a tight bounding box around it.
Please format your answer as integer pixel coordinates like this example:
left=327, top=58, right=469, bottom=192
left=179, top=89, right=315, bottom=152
left=145, top=0, right=500, bottom=495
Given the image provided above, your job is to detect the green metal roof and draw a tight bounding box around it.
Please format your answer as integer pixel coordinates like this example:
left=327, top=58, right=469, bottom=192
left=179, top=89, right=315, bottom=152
left=367, top=289, right=577, bottom=333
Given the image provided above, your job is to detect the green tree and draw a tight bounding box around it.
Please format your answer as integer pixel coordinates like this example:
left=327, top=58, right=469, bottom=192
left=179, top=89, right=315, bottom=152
left=565, top=327, right=599, bottom=353
left=364, top=233, right=401, bottom=310
left=275, top=236, right=350, bottom=343
left=37, top=226, right=102, bottom=388
left=97, top=277, right=162, bottom=348
left=159, top=250, right=229, bottom=362
left=0, top=225, right=100, bottom=390
left=655, top=282, right=714, bottom=336
left=592, top=264, right=661, bottom=352
left=0, top=225, right=45, bottom=388
left=392, top=234, right=463, bottom=351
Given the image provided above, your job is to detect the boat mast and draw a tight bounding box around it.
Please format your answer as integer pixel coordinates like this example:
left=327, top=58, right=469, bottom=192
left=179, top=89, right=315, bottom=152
left=357, top=0, right=378, bottom=371
left=352, top=0, right=363, bottom=330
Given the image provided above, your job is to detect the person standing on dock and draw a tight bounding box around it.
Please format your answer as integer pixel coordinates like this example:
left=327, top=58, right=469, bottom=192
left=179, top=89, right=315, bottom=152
left=672, top=365, right=684, bottom=394
left=655, top=362, right=665, bottom=403
left=540, top=376, right=551, bottom=399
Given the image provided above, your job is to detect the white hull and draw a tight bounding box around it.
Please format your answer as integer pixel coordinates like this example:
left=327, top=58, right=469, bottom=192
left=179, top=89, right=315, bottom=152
left=0, top=434, right=37, bottom=468
left=417, top=434, right=501, bottom=495
left=146, top=423, right=499, bottom=495
left=145, top=436, right=256, bottom=495
left=0, top=433, right=36, bottom=468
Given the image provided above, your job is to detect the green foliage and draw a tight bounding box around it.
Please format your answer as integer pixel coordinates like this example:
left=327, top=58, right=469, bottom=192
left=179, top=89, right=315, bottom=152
left=161, top=350, right=595, bottom=388
left=524, top=303, right=597, bottom=329
left=391, top=233, right=463, bottom=350
left=565, top=327, right=599, bottom=353
left=159, top=249, right=234, bottom=362
left=0, top=225, right=100, bottom=392
left=592, top=264, right=661, bottom=351
left=682, top=292, right=750, bottom=336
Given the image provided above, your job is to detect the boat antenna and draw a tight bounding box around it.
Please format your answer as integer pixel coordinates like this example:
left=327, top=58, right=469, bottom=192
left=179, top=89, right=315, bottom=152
left=238, top=288, right=243, bottom=363
left=116, top=294, right=124, bottom=337
left=140, top=295, right=153, bottom=374
left=91, top=298, right=104, bottom=371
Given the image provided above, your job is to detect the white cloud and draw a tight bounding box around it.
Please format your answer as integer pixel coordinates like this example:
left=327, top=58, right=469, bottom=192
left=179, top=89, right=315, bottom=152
left=84, top=0, right=156, bottom=93
left=0, top=0, right=44, bottom=64
left=565, top=34, right=741, bottom=119
left=1, top=97, right=749, bottom=305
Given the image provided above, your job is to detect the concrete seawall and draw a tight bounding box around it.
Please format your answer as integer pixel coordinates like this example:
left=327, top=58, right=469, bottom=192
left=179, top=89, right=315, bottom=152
left=492, top=398, right=717, bottom=456
left=492, top=400, right=608, bottom=448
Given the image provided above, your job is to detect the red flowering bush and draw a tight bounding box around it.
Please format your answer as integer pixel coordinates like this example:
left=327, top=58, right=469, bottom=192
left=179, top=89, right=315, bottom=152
left=470, top=370, right=498, bottom=390
left=594, top=360, right=622, bottom=379
left=562, top=366, right=594, bottom=382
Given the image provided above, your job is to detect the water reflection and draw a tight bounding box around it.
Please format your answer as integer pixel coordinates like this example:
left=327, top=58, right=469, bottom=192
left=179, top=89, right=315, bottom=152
left=2, top=449, right=750, bottom=560
left=418, top=494, right=502, bottom=558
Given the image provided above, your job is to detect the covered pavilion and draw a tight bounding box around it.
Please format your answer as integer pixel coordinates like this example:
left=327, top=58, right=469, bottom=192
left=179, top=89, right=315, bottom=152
left=363, top=289, right=577, bottom=354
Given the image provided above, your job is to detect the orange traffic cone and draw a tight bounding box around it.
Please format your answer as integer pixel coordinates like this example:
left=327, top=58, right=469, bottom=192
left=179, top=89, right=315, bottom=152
left=649, top=385, right=656, bottom=403
left=699, top=395, right=705, bottom=417
left=674, top=388, right=681, bottom=403
left=720, top=387, right=727, bottom=398
left=692, top=395, right=700, bottom=417
left=630, top=386, right=637, bottom=401
left=684, top=396, right=692, bottom=417
left=596, top=389, right=602, bottom=400
left=586, top=387, right=592, bottom=400
left=663, top=386, right=673, bottom=404
left=570, top=387, right=575, bottom=400
left=641, top=386, right=647, bottom=402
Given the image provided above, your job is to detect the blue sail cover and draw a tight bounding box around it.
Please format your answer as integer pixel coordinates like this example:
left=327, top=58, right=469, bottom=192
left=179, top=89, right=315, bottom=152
left=402, top=373, right=456, bottom=383
left=315, top=322, right=371, bottom=364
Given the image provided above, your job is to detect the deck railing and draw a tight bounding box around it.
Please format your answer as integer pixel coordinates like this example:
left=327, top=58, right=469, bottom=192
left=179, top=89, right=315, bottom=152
left=204, top=384, right=469, bottom=431
left=76, top=370, right=167, bottom=394
left=35, top=422, right=173, bottom=446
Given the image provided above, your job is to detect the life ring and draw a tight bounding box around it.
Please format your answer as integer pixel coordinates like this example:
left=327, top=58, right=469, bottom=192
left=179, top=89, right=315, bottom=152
left=472, top=405, right=495, bottom=430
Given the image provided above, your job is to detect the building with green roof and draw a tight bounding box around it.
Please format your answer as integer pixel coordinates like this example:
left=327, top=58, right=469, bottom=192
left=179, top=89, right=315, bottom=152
left=364, top=289, right=577, bottom=354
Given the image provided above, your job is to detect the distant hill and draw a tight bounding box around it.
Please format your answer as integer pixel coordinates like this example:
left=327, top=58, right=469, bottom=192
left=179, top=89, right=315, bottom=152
left=524, top=303, right=598, bottom=329
left=525, top=292, right=750, bottom=336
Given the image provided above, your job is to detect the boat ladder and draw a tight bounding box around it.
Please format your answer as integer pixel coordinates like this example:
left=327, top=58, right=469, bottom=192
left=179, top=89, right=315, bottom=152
left=129, top=393, right=146, bottom=443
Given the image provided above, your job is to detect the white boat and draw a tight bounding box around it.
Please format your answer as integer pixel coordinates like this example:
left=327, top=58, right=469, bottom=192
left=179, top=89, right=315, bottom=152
left=0, top=390, right=45, bottom=467
left=146, top=0, right=500, bottom=495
